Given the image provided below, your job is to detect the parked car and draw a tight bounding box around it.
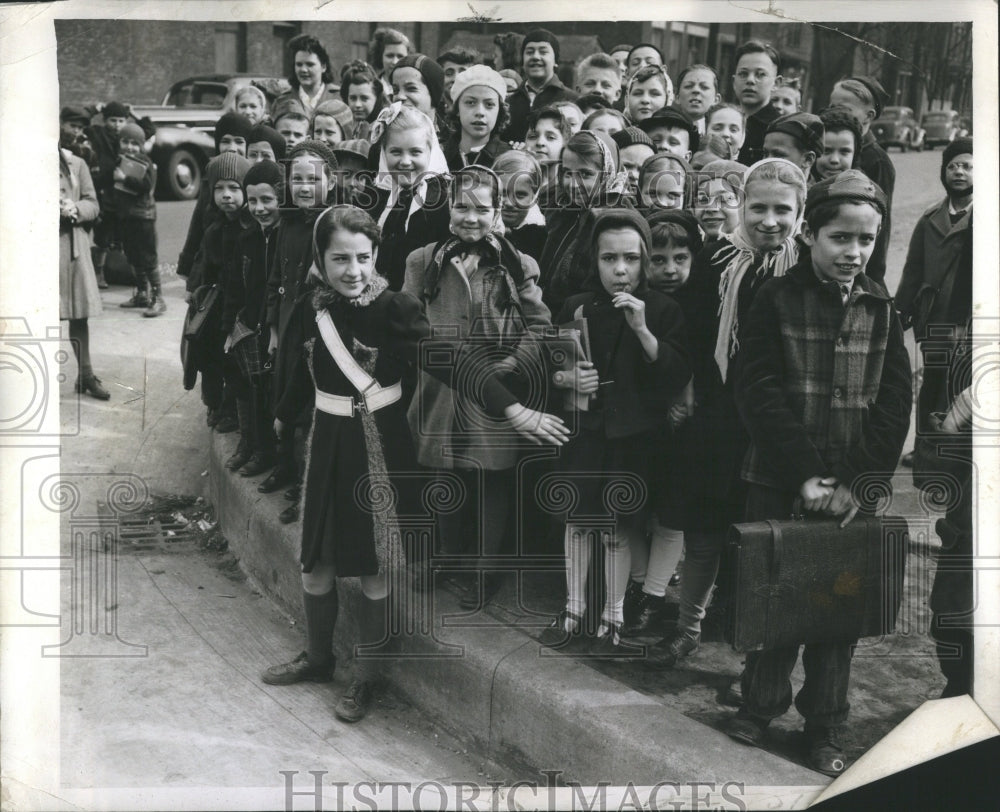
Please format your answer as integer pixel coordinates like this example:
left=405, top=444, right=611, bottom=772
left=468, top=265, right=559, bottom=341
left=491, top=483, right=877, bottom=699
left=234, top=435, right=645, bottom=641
left=921, top=109, right=969, bottom=148
left=127, top=74, right=286, bottom=199
left=872, top=106, right=925, bottom=152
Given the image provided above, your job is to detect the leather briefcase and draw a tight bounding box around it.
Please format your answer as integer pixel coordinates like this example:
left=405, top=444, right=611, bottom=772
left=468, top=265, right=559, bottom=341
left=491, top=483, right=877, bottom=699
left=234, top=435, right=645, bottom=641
left=726, top=511, right=909, bottom=652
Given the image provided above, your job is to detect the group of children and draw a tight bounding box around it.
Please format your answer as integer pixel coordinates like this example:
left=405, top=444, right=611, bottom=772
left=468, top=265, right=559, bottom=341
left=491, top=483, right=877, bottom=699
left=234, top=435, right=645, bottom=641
left=68, top=27, right=964, bottom=777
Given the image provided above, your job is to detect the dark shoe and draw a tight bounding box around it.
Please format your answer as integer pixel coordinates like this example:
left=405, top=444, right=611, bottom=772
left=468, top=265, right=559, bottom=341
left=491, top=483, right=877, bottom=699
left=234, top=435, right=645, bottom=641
left=206, top=408, right=219, bottom=428
left=260, top=651, right=334, bottom=685
left=279, top=503, right=299, bottom=524
left=76, top=374, right=111, bottom=400
left=119, top=290, right=149, bottom=308
left=900, top=450, right=915, bottom=467
left=643, top=631, right=700, bottom=669
left=283, top=483, right=302, bottom=501
left=334, top=679, right=373, bottom=723
left=622, top=579, right=646, bottom=627
left=142, top=294, right=166, bottom=318
left=725, top=710, right=770, bottom=747
left=538, top=610, right=584, bottom=648
left=458, top=573, right=503, bottom=610
left=239, top=454, right=274, bottom=477
left=722, top=676, right=744, bottom=707
left=215, top=414, right=238, bottom=434
left=805, top=725, right=848, bottom=777
left=589, top=623, right=645, bottom=660
left=258, top=467, right=295, bottom=494
left=225, top=443, right=252, bottom=471
left=668, top=571, right=681, bottom=587
left=621, top=591, right=668, bottom=637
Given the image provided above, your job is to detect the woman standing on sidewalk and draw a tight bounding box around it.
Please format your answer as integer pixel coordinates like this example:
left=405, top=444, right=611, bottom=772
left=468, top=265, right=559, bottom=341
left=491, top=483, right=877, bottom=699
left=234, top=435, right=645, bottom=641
left=260, top=205, right=436, bottom=723
left=60, top=145, right=110, bottom=400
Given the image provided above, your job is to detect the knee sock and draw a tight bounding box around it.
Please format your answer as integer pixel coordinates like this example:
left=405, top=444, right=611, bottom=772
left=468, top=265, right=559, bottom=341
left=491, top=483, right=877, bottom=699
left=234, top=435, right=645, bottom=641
left=601, top=527, right=632, bottom=627
left=302, top=586, right=338, bottom=670
left=357, top=595, right=389, bottom=681
left=68, top=318, right=92, bottom=378
left=629, top=523, right=650, bottom=584
left=565, top=524, right=592, bottom=619
left=643, top=525, right=684, bottom=597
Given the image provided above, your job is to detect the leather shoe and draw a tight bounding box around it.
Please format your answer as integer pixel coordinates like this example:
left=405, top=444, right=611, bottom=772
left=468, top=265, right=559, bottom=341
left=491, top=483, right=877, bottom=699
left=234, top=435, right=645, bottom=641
left=239, top=454, right=274, bottom=477
left=283, top=483, right=302, bottom=501
left=642, top=631, right=699, bottom=669
left=725, top=711, right=769, bottom=747
left=261, top=651, right=334, bottom=685
left=215, top=414, right=238, bottom=433
left=258, top=467, right=295, bottom=493
left=458, top=572, right=502, bottom=610
left=334, top=679, right=373, bottom=723
left=805, top=724, right=848, bottom=776
left=76, top=374, right=111, bottom=401
left=279, top=503, right=299, bottom=524
left=538, top=610, right=584, bottom=648
left=589, top=623, right=645, bottom=660
left=621, top=591, right=668, bottom=637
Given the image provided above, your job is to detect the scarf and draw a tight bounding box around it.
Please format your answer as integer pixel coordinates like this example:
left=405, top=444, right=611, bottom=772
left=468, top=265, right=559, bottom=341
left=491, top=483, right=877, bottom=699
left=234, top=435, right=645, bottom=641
left=370, top=102, right=449, bottom=232
left=624, top=64, right=675, bottom=122
left=420, top=232, right=525, bottom=305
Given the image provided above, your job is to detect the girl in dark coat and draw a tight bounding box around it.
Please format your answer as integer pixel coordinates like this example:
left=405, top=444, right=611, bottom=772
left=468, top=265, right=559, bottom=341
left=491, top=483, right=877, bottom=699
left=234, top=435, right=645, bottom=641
left=260, top=205, right=435, bottom=724
left=441, top=65, right=512, bottom=172
left=539, top=208, right=691, bottom=657
left=356, top=103, right=452, bottom=291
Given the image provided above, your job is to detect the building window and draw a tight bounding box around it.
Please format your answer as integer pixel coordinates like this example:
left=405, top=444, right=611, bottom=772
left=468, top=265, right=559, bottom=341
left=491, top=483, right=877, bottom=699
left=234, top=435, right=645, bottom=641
left=352, top=41, right=369, bottom=63
left=215, top=23, right=246, bottom=73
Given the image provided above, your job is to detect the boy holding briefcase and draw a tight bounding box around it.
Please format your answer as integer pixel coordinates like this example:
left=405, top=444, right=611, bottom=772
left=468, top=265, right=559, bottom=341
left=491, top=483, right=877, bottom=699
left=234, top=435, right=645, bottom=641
left=730, top=170, right=912, bottom=775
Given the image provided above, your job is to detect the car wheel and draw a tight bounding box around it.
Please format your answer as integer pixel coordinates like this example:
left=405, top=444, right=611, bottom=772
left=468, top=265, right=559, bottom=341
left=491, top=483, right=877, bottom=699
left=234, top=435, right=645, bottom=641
left=163, top=148, right=202, bottom=200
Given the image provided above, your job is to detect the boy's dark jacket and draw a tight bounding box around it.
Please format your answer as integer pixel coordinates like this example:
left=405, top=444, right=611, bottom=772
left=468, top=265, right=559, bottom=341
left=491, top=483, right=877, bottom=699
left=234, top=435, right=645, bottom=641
left=555, top=285, right=691, bottom=440
left=504, top=75, right=579, bottom=143
left=442, top=133, right=512, bottom=172
left=734, top=259, right=912, bottom=493
left=85, top=125, right=118, bottom=204
left=112, top=152, right=157, bottom=220
left=225, top=220, right=278, bottom=336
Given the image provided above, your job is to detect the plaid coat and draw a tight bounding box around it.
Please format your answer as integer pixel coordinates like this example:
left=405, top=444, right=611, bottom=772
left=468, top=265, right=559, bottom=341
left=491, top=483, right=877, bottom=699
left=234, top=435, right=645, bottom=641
left=734, top=260, right=912, bottom=493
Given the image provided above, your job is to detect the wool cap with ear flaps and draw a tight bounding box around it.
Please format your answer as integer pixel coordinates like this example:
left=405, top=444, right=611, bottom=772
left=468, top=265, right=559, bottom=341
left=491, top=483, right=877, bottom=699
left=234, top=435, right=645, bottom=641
left=214, top=111, right=254, bottom=151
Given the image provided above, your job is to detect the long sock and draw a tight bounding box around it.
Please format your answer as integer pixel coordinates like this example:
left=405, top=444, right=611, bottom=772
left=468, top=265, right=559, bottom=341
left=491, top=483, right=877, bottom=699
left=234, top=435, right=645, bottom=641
left=68, top=318, right=92, bottom=378
left=303, top=586, right=338, bottom=670
left=565, top=524, right=591, bottom=619
left=601, top=526, right=632, bottom=627
left=629, top=523, right=650, bottom=583
left=357, top=595, right=388, bottom=681
left=644, top=525, right=684, bottom=597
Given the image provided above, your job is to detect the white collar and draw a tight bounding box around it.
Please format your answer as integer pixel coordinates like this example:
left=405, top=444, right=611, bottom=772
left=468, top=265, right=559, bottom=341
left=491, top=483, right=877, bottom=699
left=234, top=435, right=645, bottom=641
left=948, top=199, right=972, bottom=216
left=513, top=203, right=546, bottom=229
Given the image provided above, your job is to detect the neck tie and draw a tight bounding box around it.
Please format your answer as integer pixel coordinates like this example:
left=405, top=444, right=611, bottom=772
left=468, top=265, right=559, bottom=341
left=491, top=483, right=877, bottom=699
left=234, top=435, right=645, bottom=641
left=840, top=284, right=851, bottom=306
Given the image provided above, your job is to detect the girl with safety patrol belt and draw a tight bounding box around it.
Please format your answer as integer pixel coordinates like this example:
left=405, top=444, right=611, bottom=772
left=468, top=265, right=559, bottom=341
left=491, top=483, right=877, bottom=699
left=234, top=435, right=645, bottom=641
left=260, top=204, right=440, bottom=723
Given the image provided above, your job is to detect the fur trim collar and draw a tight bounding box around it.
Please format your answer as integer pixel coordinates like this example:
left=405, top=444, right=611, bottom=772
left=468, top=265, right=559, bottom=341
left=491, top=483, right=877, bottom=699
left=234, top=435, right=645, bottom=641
left=310, top=272, right=389, bottom=310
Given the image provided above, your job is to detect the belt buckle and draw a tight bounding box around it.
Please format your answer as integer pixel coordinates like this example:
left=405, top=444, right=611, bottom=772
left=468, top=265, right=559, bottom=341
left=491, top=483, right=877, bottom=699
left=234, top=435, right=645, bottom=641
left=353, top=395, right=368, bottom=417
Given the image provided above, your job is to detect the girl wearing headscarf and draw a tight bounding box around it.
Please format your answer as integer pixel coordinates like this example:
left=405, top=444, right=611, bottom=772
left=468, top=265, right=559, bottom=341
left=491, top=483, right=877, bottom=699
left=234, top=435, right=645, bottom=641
left=359, top=102, right=452, bottom=290
left=402, top=165, right=567, bottom=609
left=537, top=129, right=630, bottom=314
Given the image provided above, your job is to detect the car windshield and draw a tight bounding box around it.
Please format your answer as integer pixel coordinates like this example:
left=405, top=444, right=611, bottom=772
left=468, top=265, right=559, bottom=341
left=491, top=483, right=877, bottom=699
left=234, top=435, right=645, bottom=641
left=165, top=81, right=229, bottom=107
left=924, top=112, right=949, bottom=121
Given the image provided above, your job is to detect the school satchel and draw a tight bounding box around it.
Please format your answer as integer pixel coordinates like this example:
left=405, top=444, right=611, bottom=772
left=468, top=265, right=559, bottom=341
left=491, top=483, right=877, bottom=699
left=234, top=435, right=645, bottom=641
left=725, top=509, right=909, bottom=652
left=183, top=284, right=221, bottom=341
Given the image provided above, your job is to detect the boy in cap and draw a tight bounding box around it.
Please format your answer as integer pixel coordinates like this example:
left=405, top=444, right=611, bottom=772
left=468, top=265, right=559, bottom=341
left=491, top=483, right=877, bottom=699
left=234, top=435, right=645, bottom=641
left=60, top=106, right=94, bottom=163
left=638, top=105, right=700, bottom=161
left=331, top=139, right=371, bottom=201
left=87, top=101, right=131, bottom=291
left=829, top=76, right=896, bottom=282
left=730, top=169, right=911, bottom=776
left=438, top=45, right=481, bottom=105
left=506, top=28, right=578, bottom=142
left=611, top=126, right=655, bottom=201
left=113, top=121, right=163, bottom=315
left=763, top=111, right=824, bottom=179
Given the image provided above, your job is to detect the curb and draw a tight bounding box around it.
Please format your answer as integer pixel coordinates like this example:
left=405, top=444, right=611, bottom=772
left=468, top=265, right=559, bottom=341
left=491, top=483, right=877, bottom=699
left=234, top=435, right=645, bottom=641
left=209, top=431, right=824, bottom=785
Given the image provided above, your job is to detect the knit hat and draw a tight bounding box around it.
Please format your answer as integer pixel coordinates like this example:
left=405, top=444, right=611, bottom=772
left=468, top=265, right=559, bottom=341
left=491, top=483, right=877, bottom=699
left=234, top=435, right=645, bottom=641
left=646, top=208, right=704, bottom=255
left=588, top=208, right=652, bottom=271
left=332, top=138, right=371, bottom=164
left=521, top=28, right=561, bottom=63
left=313, top=99, right=354, bottom=135
left=612, top=126, right=655, bottom=152
left=103, top=101, right=128, bottom=119
left=214, top=111, right=254, bottom=150
left=698, top=159, right=748, bottom=188
left=247, top=123, right=286, bottom=161
left=848, top=76, right=889, bottom=119
left=498, top=69, right=522, bottom=90
left=243, top=159, right=285, bottom=200
left=767, top=111, right=825, bottom=155
left=637, top=105, right=700, bottom=153
left=206, top=152, right=252, bottom=189
left=941, top=136, right=972, bottom=186
left=805, top=168, right=887, bottom=217
left=391, top=54, right=446, bottom=108
left=626, top=42, right=665, bottom=67
left=287, top=139, right=339, bottom=173
left=450, top=65, right=508, bottom=106
left=60, top=105, right=90, bottom=126
left=118, top=122, right=146, bottom=145
left=271, top=97, right=307, bottom=124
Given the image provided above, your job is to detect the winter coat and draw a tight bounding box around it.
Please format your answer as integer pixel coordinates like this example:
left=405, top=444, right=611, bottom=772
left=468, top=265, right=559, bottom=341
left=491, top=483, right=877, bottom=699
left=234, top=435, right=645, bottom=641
left=358, top=174, right=452, bottom=291
left=505, top=75, right=578, bottom=142
left=111, top=152, right=157, bottom=221
left=276, top=284, right=432, bottom=576
left=226, top=221, right=278, bottom=335
left=737, top=104, right=780, bottom=166
left=895, top=197, right=972, bottom=341
left=442, top=133, right=512, bottom=172
left=177, top=180, right=217, bottom=280
left=59, top=150, right=103, bottom=320
left=858, top=131, right=896, bottom=282
left=734, top=260, right=912, bottom=493
left=273, top=84, right=341, bottom=119
left=85, top=125, right=119, bottom=209
left=403, top=238, right=553, bottom=470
